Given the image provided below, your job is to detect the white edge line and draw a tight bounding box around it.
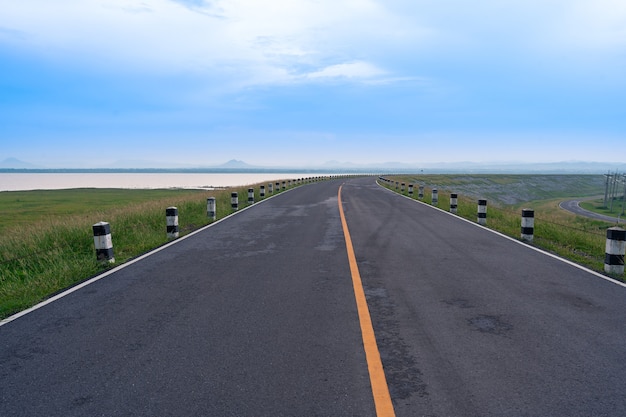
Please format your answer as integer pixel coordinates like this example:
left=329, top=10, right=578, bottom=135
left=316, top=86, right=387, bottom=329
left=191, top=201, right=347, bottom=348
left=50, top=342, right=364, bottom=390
left=0, top=186, right=299, bottom=327
left=375, top=179, right=626, bottom=289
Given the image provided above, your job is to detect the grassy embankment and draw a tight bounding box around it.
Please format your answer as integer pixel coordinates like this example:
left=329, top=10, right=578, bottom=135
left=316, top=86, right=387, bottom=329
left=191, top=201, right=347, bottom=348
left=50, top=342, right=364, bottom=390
left=0, top=180, right=303, bottom=319
left=380, top=174, right=623, bottom=280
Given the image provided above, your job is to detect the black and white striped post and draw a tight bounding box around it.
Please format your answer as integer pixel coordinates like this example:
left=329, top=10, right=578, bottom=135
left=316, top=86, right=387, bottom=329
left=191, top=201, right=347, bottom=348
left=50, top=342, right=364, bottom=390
left=408, top=184, right=414, bottom=196
left=401, top=183, right=405, bottom=193
left=450, top=193, right=458, bottom=214
left=604, top=227, right=625, bottom=275
left=395, top=181, right=399, bottom=190
left=477, top=199, right=487, bottom=225
left=418, top=185, right=424, bottom=199
left=207, top=197, right=216, bottom=220
left=248, top=188, right=254, bottom=204
left=268, top=183, right=274, bottom=194
left=282, top=181, right=286, bottom=190
left=231, top=192, right=239, bottom=211
left=93, top=221, right=114, bottom=263
left=166, top=207, right=179, bottom=239
left=521, top=209, right=535, bottom=242
left=260, top=185, right=265, bottom=199
left=432, top=189, right=438, bottom=206
left=276, top=182, right=280, bottom=192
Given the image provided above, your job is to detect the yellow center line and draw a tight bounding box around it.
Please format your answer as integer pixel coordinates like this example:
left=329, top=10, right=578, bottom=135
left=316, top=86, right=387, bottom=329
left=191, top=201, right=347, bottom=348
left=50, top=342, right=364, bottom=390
left=338, top=185, right=396, bottom=417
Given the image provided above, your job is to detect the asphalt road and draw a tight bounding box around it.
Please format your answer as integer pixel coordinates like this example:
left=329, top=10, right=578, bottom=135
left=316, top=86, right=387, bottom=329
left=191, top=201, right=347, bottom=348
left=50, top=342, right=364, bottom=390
left=2, top=177, right=626, bottom=416
left=559, top=198, right=624, bottom=223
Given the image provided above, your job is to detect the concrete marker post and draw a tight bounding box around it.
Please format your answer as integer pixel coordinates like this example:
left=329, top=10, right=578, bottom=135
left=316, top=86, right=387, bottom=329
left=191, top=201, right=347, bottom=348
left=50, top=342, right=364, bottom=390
left=93, top=221, right=114, bottom=263
left=260, top=185, right=265, bottom=199
left=166, top=207, right=179, bottom=239
left=478, top=199, right=488, bottom=225
left=521, top=209, right=535, bottom=242
left=450, top=193, right=458, bottom=214
left=432, top=189, right=438, bottom=206
left=268, top=183, right=273, bottom=194
left=207, top=197, right=216, bottom=220
left=231, top=192, right=239, bottom=211
left=401, top=183, right=405, bottom=193
left=418, top=185, right=424, bottom=199
left=248, top=188, right=254, bottom=204
left=408, top=184, right=414, bottom=196
left=605, top=227, right=625, bottom=275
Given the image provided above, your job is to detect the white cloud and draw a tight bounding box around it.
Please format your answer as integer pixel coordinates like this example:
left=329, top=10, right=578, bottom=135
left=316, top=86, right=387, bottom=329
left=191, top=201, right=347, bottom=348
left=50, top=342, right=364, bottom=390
left=0, top=0, right=421, bottom=86
left=305, top=61, right=386, bottom=80
left=2, top=0, right=622, bottom=92
left=549, top=0, right=626, bottom=49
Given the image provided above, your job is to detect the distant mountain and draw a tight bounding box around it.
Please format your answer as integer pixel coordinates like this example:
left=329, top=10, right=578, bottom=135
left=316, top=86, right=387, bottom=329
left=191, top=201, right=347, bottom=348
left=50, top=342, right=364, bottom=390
left=1, top=157, right=623, bottom=174
left=217, top=159, right=257, bottom=169
left=0, top=157, right=43, bottom=169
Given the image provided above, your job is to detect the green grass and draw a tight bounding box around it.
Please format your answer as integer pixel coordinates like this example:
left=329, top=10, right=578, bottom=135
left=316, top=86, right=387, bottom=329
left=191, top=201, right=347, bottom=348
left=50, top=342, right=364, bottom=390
left=0, top=188, right=211, bottom=233
left=380, top=175, right=622, bottom=281
left=0, top=179, right=305, bottom=319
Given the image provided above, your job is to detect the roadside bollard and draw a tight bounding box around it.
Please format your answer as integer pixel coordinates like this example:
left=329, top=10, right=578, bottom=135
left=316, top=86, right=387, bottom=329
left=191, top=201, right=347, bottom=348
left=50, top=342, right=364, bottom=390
left=207, top=197, right=216, bottom=220
left=248, top=188, right=254, bottom=204
left=276, top=182, right=280, bottom=192
left=450, top=193, right=458, bottom=214
left=231, top=192, right=239, bottom=211
left=432, top=189, right=438, bottom=206
left=408, top=184, right=414, bottom=196
left=604, top=227, right=625, bottom=275
left=395, top=181, right=399, bottom=190
left=93, top=221, right=114, bottom=263
left=418, top=185, right=424, bottom=199
left=166, top=207, right=179, bottom=239
left=401, top=183, right=405, bottom=192
left=478, top=199, right=487, bottom=225
left=268, top=183, right=273, bottom=194
left=260, top=185, right=265, bottom=199
left=282, top=181, right=286, bottom=190
left=521, top=209, right=535, bottom=242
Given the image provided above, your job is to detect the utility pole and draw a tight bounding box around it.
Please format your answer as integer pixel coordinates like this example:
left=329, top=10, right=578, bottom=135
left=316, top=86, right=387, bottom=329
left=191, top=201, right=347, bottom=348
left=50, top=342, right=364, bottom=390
left=603, top=171, right=611, bottom=208
left=610, top=171, right=621, bottom=213
left=621, top=174, right=626, bottom=217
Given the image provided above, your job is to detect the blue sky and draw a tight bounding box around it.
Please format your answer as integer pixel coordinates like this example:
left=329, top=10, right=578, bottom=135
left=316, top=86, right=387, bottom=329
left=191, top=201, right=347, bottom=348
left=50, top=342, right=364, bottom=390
left=1, top=0, right=625, bottom=167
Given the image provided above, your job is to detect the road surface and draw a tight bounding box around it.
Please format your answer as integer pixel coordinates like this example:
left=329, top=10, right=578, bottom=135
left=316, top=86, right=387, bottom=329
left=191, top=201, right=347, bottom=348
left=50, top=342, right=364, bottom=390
left=560, top=198, right=624, bottom=223
left=2, top=177, right=626, bottom=416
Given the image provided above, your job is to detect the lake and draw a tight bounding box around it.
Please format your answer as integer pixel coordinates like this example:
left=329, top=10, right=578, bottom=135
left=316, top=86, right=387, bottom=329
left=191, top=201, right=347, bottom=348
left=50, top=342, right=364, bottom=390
left=0, top=172, right=333, bottom=192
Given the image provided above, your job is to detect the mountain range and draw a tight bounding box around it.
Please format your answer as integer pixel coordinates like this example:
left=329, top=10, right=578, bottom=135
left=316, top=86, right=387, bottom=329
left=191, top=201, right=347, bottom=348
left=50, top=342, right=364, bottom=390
left=1, top=157, right=624, bottom=174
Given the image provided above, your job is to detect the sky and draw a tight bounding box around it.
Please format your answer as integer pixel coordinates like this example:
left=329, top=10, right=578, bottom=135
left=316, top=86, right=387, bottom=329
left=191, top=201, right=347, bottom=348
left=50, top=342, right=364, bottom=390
left=0, top=0, right=625, bottom=168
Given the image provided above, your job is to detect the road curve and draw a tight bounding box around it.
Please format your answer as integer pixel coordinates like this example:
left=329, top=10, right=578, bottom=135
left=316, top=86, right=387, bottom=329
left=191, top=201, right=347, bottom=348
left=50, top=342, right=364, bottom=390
left=2, top=177, right=626, bottom=416
left=559, top=198, right=623, bottom=223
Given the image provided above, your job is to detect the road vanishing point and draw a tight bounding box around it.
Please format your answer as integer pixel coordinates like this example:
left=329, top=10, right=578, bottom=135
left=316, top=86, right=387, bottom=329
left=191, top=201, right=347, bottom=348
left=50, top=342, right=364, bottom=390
left=2, top=177, right=626, bottom=416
